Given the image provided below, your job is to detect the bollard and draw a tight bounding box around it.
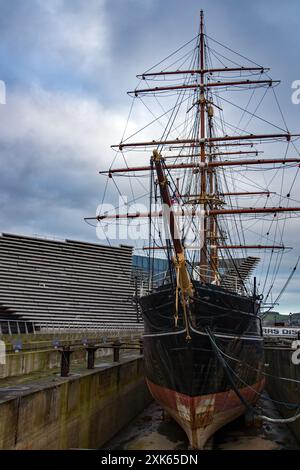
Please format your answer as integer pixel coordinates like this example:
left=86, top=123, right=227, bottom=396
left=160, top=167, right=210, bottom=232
left=244, top=409, right=262, bottom=428
left=60, top=346, right=73, bottom=377
left=113, top=341, right=121, bottom=362
left=86, top=346, right=98, bottom=369
left=161, top=409, right=172, bottom=422
left=139, top=339, right=144, bottom=356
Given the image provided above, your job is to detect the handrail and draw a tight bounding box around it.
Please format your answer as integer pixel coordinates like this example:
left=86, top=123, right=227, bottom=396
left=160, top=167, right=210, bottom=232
left=0, top=318, right=144, bottom=335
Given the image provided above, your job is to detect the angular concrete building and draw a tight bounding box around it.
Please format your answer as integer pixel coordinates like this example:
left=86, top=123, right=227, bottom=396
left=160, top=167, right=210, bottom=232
left=0, top=233, right=140, bottom=332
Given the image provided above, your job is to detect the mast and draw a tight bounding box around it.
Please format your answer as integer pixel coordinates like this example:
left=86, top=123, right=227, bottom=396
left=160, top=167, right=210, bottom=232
left=207, top=95, right=219, bottom=282
left=152, top=149, right=193, bottom=339
left=152, top=150, right=193, bottom=294
left=84, top=11, right=300, bottom=303
left=199, top=10, right=208, bottom=280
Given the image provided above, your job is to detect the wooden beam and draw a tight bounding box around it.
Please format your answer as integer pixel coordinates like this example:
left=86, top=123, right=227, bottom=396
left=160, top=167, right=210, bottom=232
left=88, top=206, right=300, bottom=221
left=137, top=67, right=269, bottom=79
left=101, top=158, right=300, bottom=175
left=128, top=79, right=279, bottom=96
left=113, top=133, right=298, bottom=150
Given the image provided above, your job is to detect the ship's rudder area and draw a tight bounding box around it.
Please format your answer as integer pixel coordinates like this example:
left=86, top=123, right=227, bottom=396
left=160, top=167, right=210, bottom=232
left=146, top=378, right=264, bottom=449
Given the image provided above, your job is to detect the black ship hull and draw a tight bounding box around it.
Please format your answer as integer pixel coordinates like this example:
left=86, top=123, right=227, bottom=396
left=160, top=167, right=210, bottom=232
left=140, top=282, right=265, bottom=448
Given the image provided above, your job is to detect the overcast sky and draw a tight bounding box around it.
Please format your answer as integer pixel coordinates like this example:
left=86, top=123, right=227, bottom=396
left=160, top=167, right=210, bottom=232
left=0, top=0, right=300, bottom=312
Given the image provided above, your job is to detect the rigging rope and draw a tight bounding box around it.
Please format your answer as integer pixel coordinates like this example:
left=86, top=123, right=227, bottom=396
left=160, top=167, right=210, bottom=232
left=206, top=328, right=300, bottom=423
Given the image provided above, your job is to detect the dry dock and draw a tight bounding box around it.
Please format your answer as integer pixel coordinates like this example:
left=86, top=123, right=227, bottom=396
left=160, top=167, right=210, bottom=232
left=0, top=331, right=300, bottom=450
left=104, top=396, right=300, bottom=450
left=0, top=344, right=151, bottom=449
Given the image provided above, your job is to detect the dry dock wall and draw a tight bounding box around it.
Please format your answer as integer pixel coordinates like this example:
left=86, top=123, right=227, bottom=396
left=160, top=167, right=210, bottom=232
left=0, top=332, right=141, bottom=379
left=0, top=357, right=152, bottom=449
left=264, top=345, right=300, bottom=444
left=0, top=344, right=113, bottom=380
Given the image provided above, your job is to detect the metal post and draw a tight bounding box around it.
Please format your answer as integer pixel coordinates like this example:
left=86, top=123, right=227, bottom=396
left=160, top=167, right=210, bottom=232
left=139, top=339, right=144, bottom=356
left=60, top=346, right=72, bottom=377
left=113, top=341, right=121, bottom=362
left=86, top=346, right=98, bottom=369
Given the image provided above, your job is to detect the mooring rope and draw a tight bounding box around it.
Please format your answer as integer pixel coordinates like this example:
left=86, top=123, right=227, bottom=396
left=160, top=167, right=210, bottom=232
left=206, top=327, right=300, bottom=423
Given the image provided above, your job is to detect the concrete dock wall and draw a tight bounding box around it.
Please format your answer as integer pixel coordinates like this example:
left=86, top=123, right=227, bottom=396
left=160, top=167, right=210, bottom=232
left=0, top=345, right=113, bottom=380
left=0, top=332, right=140, bottom=379
left=0, top=356, right=152, bottom=449
left=264, top=345, right=300, bottom=444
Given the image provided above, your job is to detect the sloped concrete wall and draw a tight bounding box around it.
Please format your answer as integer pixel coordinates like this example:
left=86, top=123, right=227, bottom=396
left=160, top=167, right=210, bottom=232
left=0, top=357, right=152, bottom=449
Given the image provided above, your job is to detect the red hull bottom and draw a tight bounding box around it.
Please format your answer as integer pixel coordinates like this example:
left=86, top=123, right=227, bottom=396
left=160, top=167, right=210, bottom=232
left=147, top=379, right=265, bottom=449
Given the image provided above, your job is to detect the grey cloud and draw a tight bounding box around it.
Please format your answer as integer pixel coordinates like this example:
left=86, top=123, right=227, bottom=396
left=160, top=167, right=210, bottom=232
left=0, top=0, right=300, bottom=311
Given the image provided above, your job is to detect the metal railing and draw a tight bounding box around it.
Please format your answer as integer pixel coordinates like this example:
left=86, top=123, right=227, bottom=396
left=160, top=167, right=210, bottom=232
left=192, top=266, right=248, bottom=294
left=0, top=319, right=144, bottom=336
left=136, top=270, right=169, bottom=297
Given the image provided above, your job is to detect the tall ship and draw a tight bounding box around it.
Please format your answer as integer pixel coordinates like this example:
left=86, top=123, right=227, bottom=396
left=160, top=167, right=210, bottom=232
left=87, top=11, right=300, bottom=448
